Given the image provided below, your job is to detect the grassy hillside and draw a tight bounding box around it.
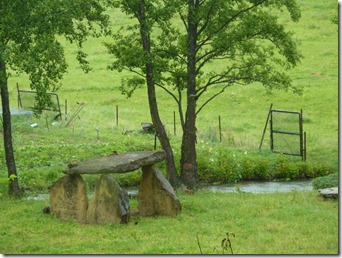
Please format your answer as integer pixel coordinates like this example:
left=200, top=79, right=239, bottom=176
left=0, top=0, right=338, bottom=189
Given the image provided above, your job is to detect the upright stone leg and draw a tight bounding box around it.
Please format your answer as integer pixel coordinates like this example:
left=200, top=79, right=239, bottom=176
left=138, top=165, right=181, bottom=216
left=86, top=175, right=130, bottom=224
left=50, top=174, right=88, bottom=223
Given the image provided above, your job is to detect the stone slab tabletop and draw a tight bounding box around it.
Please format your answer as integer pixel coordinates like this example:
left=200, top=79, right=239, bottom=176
left=64, top=150, right=166, bottom=175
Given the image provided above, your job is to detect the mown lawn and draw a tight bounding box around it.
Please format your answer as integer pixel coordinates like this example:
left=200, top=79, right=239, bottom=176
left=0, top=190, right=338, bottom=254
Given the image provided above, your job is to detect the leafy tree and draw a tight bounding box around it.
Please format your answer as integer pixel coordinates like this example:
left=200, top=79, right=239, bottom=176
left=107, top=0, right=302, bottom=186
left=107, top=0, right=180, bottom=186
left=0, top=0, right=110, bottom=197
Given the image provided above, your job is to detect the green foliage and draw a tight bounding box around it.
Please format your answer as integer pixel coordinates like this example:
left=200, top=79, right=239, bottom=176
left=312, top=172, right=338, bottom=189
left=0, top=135, right=334, bottom=191
left=108, top=0, right=303, bottom=107
left=112, top=170, right=142, bottom=187
left=197, top=143, right=334, bottom=184
left=0, top=174, right=17, bottom=198
left=0, top=139, right=157, bottom=191
left=1, top=0, right=111, bottom=112
left=106, top=0, right=307, bottom=185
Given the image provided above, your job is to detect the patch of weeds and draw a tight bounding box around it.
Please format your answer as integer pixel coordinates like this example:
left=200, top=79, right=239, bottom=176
left=312, top=172, right=338, bottom=189
left=197, top=232, right=237, bottom=254
left=0, top=174, right=17, bottom=198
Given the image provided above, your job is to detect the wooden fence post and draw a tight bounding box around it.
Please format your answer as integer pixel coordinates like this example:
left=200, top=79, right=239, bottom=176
left=219, top=115, right=222, bottom=142
left=116, top=105, right=119, bottom=126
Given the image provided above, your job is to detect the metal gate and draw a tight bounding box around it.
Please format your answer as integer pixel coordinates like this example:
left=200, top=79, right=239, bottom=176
left=260, top=104, right=306, bottom=161
left=17, top=83, right=62, bottom=120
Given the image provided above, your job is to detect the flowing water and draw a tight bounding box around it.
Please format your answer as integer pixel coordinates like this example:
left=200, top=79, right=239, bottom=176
left=201, top=180, right=313, bottom=194
left=23, top=180, right=313, bottom=200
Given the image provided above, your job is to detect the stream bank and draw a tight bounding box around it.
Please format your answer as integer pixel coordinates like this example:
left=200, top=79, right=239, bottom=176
left=24, top=180, right=314, bottom=200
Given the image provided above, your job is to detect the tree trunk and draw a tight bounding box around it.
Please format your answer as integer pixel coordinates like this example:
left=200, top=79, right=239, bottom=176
left=138, top=0, right=180, bottom=186
left=180, top=0, right=200, bottom=187
left=0, top=58, right=22, bottom=197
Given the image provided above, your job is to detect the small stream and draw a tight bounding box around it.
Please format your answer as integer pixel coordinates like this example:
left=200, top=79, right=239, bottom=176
left=201, top=180, right=313, bottom=194
left=24, top=180, right=313, bottom=201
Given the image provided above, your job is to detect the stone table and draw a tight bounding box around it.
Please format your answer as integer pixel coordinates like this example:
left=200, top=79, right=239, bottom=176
left=49, top=150, right=181, bottom=225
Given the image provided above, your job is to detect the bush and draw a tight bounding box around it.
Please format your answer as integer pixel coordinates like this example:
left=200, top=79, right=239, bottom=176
left=111, top=170, right=142, bottom=187
left=306, top=162, right=333, bottom=178
left=312, top=172, right=338, bottom=189
left=197, top=143, right=335, bottom=184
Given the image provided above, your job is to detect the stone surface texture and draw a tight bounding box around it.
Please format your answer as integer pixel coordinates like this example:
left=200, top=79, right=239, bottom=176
left=138, top=165, right=181, bottom=216
left=319, top=187, right=338, bottom=199
left=49, top=174, right=88, bottom=223
left=86, top=175, right=130, bottom=224
left=64, top=151, right=166, bottom=175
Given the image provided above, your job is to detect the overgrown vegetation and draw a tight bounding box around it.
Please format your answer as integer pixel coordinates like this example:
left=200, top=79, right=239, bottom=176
left=0, top=134, right=335, bottom=193
left=312, top=172, right=338, bottom=189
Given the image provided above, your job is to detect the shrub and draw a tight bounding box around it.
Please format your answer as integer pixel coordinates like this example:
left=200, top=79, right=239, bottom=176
left=112, top=170, right=142, bottom=187
left=312, top=172, right=338, bottom=189
left=197, top=144, right=335, bottom=184
left=306, top=162, right=333, bottom=178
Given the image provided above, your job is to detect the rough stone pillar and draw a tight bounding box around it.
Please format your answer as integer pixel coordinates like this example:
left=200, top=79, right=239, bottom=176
left=138, top=165, right=181, bottom=216
left=86, top=174, right=130, bottom=224
left=49, top=174, right=88, bottom=223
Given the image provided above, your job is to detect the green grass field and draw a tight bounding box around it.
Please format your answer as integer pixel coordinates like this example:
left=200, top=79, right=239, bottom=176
left=0, top=191, right=338, bottom=254
left=0, top=0, right=338, bottom=254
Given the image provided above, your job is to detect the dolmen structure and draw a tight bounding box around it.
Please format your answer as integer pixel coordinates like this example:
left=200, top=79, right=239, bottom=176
left=49, top=150, right=181, bottom=224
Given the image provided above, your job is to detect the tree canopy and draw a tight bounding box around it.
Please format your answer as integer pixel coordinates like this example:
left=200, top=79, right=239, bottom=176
left=0, top=0, right=110, bottom=109
left=0, top=0, right=111, bottom=196
left=108, top=0, right=302, bottom=117
left=107, top=0, right=303, bottom=186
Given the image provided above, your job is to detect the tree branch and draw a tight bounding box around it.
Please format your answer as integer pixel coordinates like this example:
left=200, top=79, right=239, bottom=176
left=178, top=11, right=188, bottom=32
left=154, top=48, right=187, bottom=64
left=155, top=81, right=180, bottom=105
left=196, top=0, right=267, bottom=54
left=196, top=66, right=236, bottom=98
left=196, top=77, right=252, bottom=116
left=197, top=1, right=215, bottom=37
left=196, top=84, right=230, bottom=115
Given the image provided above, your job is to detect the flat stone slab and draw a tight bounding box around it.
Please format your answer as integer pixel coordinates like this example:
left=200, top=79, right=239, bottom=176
left=318, top=187, right=338, bottom=199
left=64, top=150, right=165, bottom=175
